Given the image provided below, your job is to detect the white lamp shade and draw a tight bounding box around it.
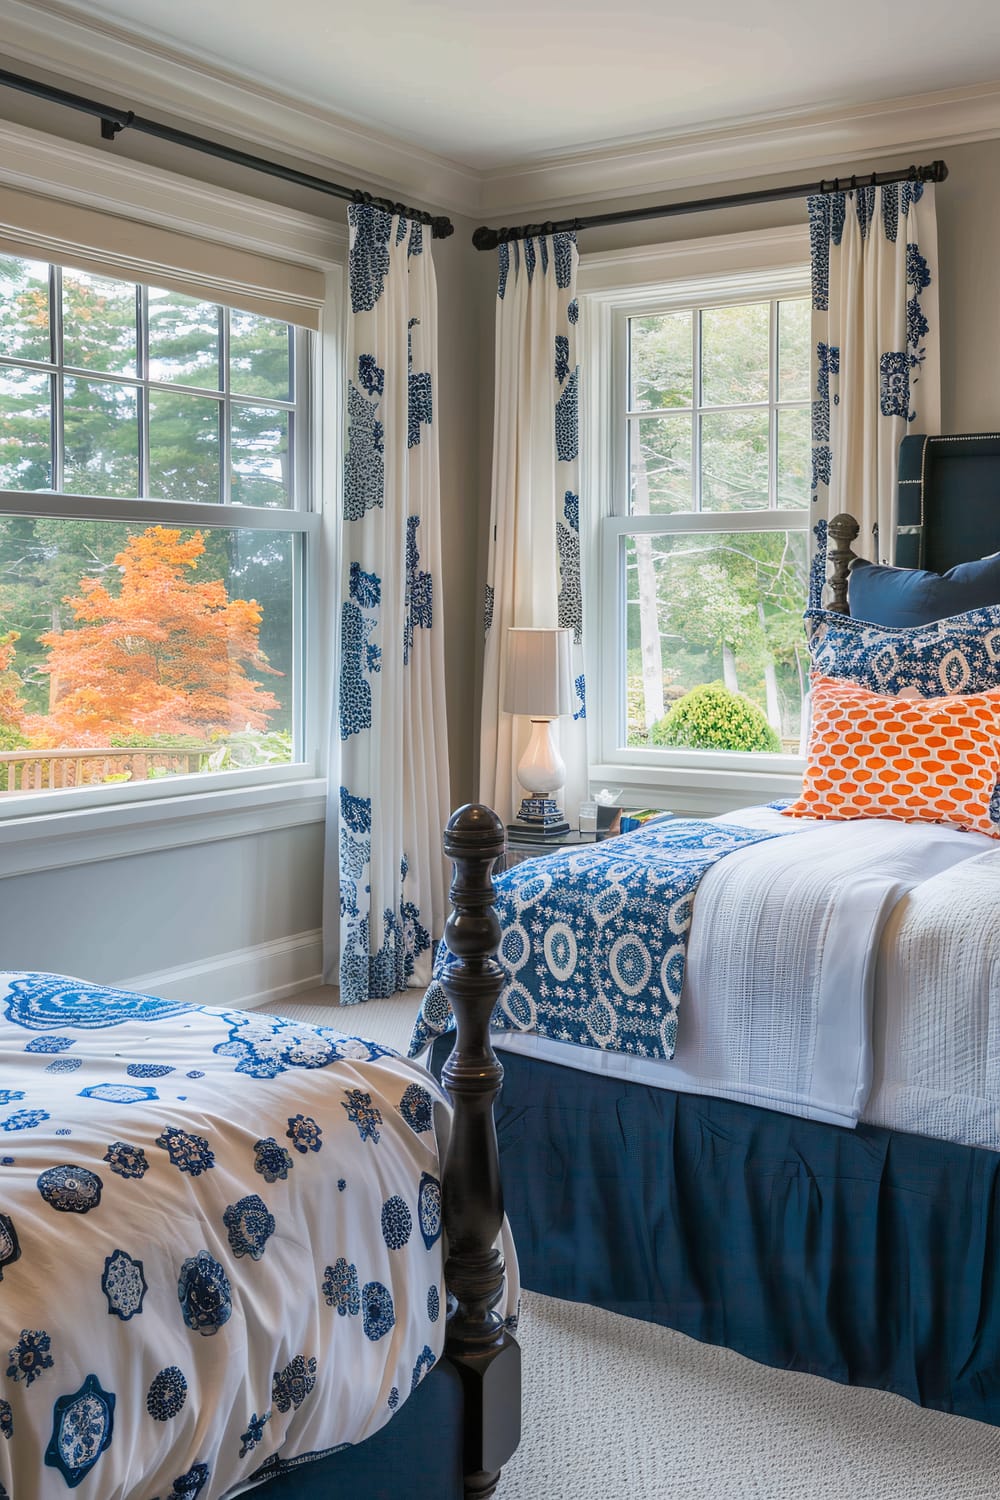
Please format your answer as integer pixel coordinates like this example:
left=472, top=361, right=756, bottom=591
left=504, top=627, right=572, bottom=717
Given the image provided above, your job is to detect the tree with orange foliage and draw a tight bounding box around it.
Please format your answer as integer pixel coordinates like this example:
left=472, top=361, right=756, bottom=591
left=0, top=631, right=27, bottom=747
left=28, top=527, right=281, bottom=747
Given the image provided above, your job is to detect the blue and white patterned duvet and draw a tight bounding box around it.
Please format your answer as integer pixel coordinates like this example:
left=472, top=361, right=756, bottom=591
left=0, top=972, right=487, bottom=1500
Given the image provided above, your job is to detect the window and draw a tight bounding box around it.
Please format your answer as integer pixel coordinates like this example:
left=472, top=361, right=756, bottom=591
left=592, top=259, right=811, bottom=777
left=0, top=254, right=317, bottom=804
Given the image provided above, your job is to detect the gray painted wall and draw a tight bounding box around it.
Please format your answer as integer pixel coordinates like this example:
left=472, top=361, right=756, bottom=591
left=0, top=822, right=324, bottom=984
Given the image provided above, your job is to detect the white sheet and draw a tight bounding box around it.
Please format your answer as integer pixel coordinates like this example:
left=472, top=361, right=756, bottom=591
left=495, top=808, right=999, bottom=1142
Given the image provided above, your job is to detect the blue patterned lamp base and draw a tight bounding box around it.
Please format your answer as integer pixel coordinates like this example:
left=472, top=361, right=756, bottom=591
left=509, top=796, right=569, bottom=838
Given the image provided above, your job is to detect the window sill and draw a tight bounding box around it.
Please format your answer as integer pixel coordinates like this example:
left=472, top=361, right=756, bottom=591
left=0, top=777, right=327, bottom=879
left=590, top=759, right=803, bottom=818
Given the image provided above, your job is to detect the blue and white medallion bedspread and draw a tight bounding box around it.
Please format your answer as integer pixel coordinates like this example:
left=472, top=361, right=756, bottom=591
left=0, top=974, right=514, bottom=1500
left=409, top=818, right=784, bottom=1062
left=413, top=805, right=1000, bottom=1133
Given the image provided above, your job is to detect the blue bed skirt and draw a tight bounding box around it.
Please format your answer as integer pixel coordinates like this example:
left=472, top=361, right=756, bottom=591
left=250, top=1355, right=463, bottom=1499
left=457, top=1041, right=1000, bottom=1426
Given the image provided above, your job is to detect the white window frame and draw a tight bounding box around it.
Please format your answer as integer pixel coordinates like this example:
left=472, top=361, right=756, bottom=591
left=579, top=226, right=813, bottom=813
left=0, top=120, right=345, bottom=868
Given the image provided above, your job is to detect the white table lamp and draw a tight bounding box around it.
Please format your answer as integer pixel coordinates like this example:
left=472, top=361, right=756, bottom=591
left=504, top=627, right=572, bottom=836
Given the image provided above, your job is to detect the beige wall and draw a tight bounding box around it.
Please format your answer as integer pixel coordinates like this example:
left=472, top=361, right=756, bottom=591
left=566, top=138, right=1000, bottom=434
left=2, top=61, right=998, bottom=983
left=0, top=77, right=487, bottom=805
left=469, top=138, right=1000, bottom=740
left=0, top=77, right=486, bottom=984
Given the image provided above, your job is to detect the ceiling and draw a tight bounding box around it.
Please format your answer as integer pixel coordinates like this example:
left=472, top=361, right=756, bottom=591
left=28, top=0, right=1000, bottom=170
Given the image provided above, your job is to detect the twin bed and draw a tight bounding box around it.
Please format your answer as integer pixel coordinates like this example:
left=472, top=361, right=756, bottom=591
left=6, top=430, right=1000, bottom=1494
left=419, top=431, right=1000, bottom=1429
left=0, top=808, right=519, bottom=1500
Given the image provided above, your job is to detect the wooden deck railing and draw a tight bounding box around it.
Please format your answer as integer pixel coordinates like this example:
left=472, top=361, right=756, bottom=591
left=0, top=746, right=212, bottom=794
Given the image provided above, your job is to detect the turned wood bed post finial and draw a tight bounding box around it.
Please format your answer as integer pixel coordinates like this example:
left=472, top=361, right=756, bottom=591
left=439, top=803, right=521, bottom=1500
left=827, top=513, right=861, bottom=614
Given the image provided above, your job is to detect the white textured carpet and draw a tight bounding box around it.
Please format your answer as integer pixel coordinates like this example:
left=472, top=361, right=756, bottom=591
left=261, top=988, right=422, bottom=1054
left=503, top=1293, right=1000, bottom=1500
left=261, top=989, right=1000, bottom=1499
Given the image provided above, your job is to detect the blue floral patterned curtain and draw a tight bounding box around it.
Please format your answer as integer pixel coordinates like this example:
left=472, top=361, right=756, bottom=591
left=808, top=181, right=940, bottom=605
left=479, top=233, right=587, bottom=824
left=324, top=204, right=450, bottom=1004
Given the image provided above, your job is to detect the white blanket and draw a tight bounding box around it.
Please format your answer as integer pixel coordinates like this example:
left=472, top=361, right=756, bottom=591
left=498, top=809, right=997, bottom=1137
left=0, top=973, right=516, bottom=1500
left=866, top=847, right=1000, bottom=1148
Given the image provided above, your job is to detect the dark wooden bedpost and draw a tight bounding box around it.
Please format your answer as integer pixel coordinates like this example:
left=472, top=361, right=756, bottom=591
left=827, top=513, right=862, bottom=613
left=439, top=804, right=521, bottom=1500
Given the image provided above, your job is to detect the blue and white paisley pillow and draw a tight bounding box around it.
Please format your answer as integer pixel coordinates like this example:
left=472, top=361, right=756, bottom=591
left=805, top=605, right=1000, bottom=827
left=805, top=606, right=1000, bottom=697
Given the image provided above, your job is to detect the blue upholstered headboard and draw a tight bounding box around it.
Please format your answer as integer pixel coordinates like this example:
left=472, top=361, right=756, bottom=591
left=895, top=433, right=1000, bottom=570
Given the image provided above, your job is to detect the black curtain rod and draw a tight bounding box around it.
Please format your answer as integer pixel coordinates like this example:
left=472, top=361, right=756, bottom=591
left=0, top=65, right=455, bottom=239
left=471, top=158, right=948, bottom=251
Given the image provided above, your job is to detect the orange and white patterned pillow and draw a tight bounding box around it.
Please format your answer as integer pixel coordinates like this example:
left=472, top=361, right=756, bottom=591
left=783, top=675, right=1000, bottom=838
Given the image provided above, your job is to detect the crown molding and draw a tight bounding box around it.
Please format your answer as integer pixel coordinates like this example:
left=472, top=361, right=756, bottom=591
left=477, top=81, right=1000, bottom=218
left=0, top=0, right=482, bottom=218
left=2, top=0, right=1000, bottom=231
left=0, top=114, right=347, bottom=269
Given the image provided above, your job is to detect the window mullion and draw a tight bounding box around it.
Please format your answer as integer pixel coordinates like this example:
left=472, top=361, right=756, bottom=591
left=51, top=264, right=64, bottom=493
left=221, top=306, right=231, bottom=506
left=138, top=283, right=150, bottom=500
left=692, top=308, right=702, bottom=512
left=768, top=298, right=778, bottom=510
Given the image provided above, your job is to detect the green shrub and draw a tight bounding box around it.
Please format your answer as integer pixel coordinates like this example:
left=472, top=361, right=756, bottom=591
left=649, top=682, right=781, bottom=753
left=0, top=725, right=29, bottom=751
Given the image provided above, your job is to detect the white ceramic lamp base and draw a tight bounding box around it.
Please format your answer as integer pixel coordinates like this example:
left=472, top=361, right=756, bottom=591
left=510, top=718, right=569, bottom=837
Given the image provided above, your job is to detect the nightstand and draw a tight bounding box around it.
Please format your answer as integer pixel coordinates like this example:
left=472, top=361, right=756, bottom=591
left=501, top=827, right=603, bottom=870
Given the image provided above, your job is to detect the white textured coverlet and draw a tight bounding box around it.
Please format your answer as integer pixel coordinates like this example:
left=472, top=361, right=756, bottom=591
left=0, top=974, right=517, bottom=1500
left=497, top=808, right=996, bottom=1137
left=867, top=847, right=1000, bottom=1148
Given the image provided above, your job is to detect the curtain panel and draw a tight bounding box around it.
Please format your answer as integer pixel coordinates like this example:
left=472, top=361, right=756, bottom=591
left=325, top=204, right=450, bottom=1004
left=808, top=182, right=940, bottom=605
left=479, top=233, right=587, bottom=825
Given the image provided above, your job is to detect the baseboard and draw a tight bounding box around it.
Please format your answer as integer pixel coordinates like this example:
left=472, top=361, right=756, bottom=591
left=118, top=929, right=323, bottom=1010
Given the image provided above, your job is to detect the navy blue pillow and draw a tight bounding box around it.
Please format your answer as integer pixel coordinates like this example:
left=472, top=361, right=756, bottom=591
left=849, top=553, right=1000, bottom=627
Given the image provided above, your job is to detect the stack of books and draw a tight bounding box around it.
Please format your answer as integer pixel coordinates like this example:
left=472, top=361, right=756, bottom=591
left=619, top=808, right=673, bottom=834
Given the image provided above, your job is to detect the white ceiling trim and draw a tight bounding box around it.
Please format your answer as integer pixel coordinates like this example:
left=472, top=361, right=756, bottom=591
left=0, top=115, right=346, bottom=270
left=479, top=81, right=1000, bottom=217
left=0, top=0, right=481, bottom=217
left=1, top=0, right=999, bottom=226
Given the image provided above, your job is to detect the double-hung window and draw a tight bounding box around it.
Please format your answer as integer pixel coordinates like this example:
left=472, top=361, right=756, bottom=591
left=587, top=244, right=812, bottom=796
left=0, top=252, right=319, bottom=807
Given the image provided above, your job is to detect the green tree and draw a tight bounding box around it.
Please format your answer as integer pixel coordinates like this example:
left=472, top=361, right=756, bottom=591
left=651, top=682, right=781, bottom=753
